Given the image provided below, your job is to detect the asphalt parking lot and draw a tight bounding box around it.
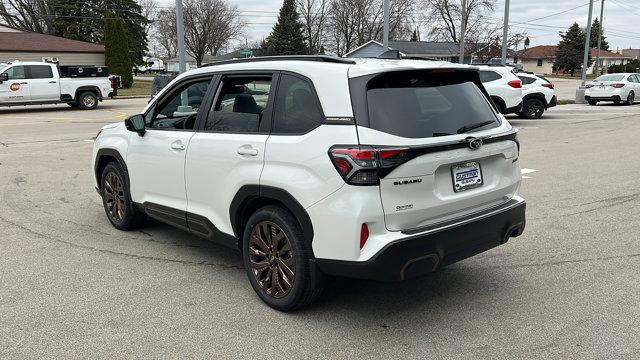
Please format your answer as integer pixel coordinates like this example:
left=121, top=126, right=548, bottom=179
left=1, top=99, right=639, bottom=358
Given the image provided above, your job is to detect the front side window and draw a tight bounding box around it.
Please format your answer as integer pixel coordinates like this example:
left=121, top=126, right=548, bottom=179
left=28, top=65, right=53, bottom=79
left=4, top=66, right=26, bottom=80
left=148, top=78, right=212, bottom=130
left=205, top=76, right=272, bottom=133
left=363, top=71, right=499, bottom=139
left=272, top=74, right=324, bottom=134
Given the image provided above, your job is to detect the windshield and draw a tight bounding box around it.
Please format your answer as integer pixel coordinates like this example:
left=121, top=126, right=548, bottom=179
left=595, top=74, right=625, bottom=82
left=362, top=71, right=499, bottom=138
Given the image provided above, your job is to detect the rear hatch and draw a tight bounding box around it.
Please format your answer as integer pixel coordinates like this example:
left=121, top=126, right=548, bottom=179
left=589, top=74, right=627, bottom=96
left=347, top=69, right=521, bottom=232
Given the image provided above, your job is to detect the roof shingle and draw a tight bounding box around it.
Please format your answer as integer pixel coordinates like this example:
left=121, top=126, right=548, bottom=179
left=0, top=32, right=104, bottom=53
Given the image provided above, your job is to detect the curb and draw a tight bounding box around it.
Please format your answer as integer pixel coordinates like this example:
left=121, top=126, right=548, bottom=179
left=111, top=95, right=150, bottom=99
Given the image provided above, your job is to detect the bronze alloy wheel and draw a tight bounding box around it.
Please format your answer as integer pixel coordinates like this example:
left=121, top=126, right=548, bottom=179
left=248, top=221, right=296, bottom=298
left=103, top=171, right=125, bottom=223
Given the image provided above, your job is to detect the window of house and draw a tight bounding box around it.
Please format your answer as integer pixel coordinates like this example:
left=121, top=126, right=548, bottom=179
left=537, top=59, right=543, bottom=67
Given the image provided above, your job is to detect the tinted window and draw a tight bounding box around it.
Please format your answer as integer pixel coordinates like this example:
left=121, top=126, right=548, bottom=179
left=273, top=74, right=324, bottom=133
left=149, top=78, right=211, bottom=130
left=364, top=71, right=499, bottom=139
left=4, top=65, right=26, bottom=80
left=479, top=70, right=501, bottom=83
left=518, top=76, right=536, bottom=85
left=205, top=76, right=272, bottom=133
left=28, top=65, right=53, bottom=79
left=537, top=59, right=543, bottom=66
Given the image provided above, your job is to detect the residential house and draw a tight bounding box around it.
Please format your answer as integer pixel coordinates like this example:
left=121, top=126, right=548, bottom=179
left=519, top=45, right=631, bottom=74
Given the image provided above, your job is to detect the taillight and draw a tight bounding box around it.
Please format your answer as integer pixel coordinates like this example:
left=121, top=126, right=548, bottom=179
left=542, top=83, right=554, bottom=89
left=329, top=146, right=410, bottom=185
left=507, top=79, right=522, bottom=88
left=360, top=223, right=369, bottom=249
left=611, top=83, right=625, bottom=88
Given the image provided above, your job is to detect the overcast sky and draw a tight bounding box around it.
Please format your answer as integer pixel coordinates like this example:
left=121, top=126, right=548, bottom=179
left=158, top=0, right=640, bottom=50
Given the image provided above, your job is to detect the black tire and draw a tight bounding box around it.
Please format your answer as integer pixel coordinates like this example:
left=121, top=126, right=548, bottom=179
left=100, top=162, right=146, bottom=230
left=78, top=91, right=99, bottom=110
left=242, top=205, right=324, bottom=311
left=519, top=98, right=545, bottom=119
left=614, top=98, right=621, bottom=105
left=588, top=100, right=598, bottom=106
left=626, top=91, right=635, bottom=105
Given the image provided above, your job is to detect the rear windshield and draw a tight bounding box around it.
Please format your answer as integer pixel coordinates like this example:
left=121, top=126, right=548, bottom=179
left=595, top=74, right=625, bottom=82
left=362, top=71, right=499, bottom=138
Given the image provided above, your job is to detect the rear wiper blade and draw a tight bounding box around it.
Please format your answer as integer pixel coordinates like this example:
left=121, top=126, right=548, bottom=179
left=457, top=120, right=495, bottom=134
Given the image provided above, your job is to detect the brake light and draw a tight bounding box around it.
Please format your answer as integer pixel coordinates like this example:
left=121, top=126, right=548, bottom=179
left=507, top=79, right=522, bottom=88
left=542, top=83, right=554, bottom=89
left=360, top=223, right=369, bottom=249
left=610, top=83, right=625, bottom=88
left=329, top=146, right=410, bottom=185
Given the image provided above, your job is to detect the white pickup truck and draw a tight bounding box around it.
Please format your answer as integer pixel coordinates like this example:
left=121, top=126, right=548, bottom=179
left=0, top=61, right=113, bottom=110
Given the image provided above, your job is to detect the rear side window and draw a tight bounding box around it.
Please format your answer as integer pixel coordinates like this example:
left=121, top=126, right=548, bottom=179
left=362, top=71, right=499, bottom=139
left=272, top=74, right=324, bottom=134
left=518, top=76, right=536, bottom=85
left=28, top=65, right=53, bottom=79
left=479, top=70, right=502, bottom=83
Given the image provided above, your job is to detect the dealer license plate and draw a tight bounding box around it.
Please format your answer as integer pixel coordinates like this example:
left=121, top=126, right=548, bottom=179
left=452, top=161, right=483, bottom=192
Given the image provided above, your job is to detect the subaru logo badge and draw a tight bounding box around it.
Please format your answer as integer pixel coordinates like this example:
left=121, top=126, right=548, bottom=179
left=467, top=137, right=483, bottom=150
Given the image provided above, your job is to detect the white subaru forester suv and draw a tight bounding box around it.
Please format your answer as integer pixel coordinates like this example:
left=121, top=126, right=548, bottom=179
left=92, top=56, right=526, bottom=311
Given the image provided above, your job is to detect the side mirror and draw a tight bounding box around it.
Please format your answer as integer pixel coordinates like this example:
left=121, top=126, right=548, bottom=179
left=0, top=73, right=8, bottom=83
left=124, top=114, right=146, bottom=137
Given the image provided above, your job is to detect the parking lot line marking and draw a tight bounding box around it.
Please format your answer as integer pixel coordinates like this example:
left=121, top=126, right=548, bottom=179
left=521, top=168, right=539, bottom=175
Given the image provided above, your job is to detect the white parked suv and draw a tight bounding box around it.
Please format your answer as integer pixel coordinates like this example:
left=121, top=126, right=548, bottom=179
left=92, top=56, right=526, bottom=310
left=585, top=73, right=640, bottom=105
left=478, top=66, right=523, bottom=115
left=516, top=72, right=557, bottom=119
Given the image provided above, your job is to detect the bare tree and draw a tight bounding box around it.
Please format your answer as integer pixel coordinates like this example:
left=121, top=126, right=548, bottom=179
left=182, top=0, right=244, bottom=66
left=153, top=8, right=177, bottom=58
left=137, top=0, right=157, bottom=33
left=0, top=0, right=54, bottom=34
left=421, top=0, right=495, bottom=43
left=326, top=0, right=413, bottom=56
left=297, top=0, right=329, bottom=53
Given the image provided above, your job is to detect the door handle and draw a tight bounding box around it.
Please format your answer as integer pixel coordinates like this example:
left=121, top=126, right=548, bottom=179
left=20, top=82, right=27, bottom=84
left=49, top=81, right=57, bottom=84
left=237, top=146, right=258, bottom=156
left=171, top=141, right=186, bottom=151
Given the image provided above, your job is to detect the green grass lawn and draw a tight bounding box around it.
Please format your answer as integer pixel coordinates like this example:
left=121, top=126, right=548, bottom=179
left=118, top=81, right=152, bottom=97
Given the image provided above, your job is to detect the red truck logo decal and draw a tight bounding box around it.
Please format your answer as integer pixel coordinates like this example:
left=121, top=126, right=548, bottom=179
left=10, top=82, right=20, bottom=91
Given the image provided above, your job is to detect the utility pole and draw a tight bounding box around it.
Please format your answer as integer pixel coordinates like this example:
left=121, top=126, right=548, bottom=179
left=595, top=0, right=605, bottom=76
left=581, top=0, right=595, bottom=86
left=501, top=0, right=511, bottom=65
left=383, top=0, right=389, bottom=51
left=459, top=0, right=467, bottom=64
left=175, top=0, right=187, bottom=74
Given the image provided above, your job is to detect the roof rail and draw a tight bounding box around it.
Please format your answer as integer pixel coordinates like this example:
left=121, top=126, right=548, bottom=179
left=202, top=55, right=356, bottom=67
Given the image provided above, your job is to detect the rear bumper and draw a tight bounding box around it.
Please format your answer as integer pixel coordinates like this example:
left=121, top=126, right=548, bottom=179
left=504, top=101, right=523, bottom=115
left=585, top=95, right=621, bottom=102
left=316, top=200, right=526, bottom=281
left=548, top=95, right=557, bottom=108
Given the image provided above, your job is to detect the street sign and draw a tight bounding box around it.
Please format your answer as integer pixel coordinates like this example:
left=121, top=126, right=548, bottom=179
left=239, top=48, right=253, bottom=56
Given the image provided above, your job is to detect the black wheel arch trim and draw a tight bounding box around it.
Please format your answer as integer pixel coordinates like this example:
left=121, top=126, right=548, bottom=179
left=522, top=92, right=548, bottom=108
left=76, top=86, right=103, bottom=100
left=94, top=148, right=129, bottom=190
left=230, top=185, right=314, bottom=249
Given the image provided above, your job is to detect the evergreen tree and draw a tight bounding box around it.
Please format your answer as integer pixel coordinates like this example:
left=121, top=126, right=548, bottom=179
left=554, top=23, right=590, bottom=76
left=589, top=18, right=609, bottom=51
left=49, top=0, right=148, bottom=65
left=104, top=16, right=133, bottom=88
left=410, top=30, right=419, bottom=42
left=261, top=0, right=307, bottom=55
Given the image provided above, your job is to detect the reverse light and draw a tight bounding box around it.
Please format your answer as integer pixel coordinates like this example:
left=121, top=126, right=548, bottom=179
left=329, top=146, right=410, bottom=185
left=610, top=83, right=625, bottom=88
left=507, top=79, right=522, bottom=89
left=360, top=223, right=369, bottom=249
